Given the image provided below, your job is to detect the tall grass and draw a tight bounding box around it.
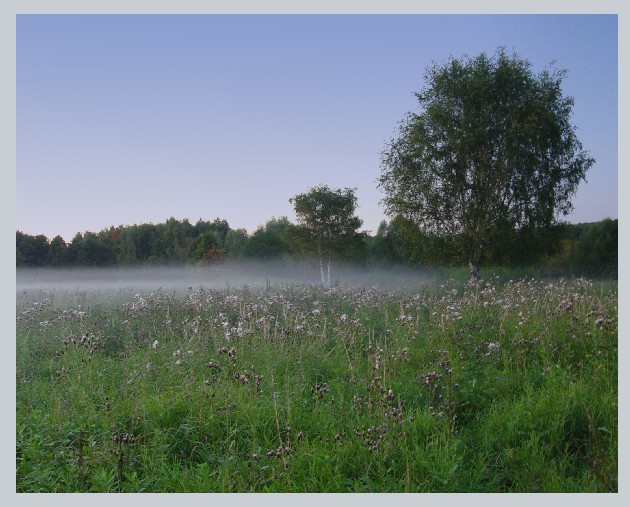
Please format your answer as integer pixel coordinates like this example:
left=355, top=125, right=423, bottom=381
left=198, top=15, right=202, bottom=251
left=16, top=275, right=617, bottom=492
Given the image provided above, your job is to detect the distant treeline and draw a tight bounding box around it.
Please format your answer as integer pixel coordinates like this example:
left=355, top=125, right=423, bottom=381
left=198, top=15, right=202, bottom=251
left=16, top=216, right=617, bottom=277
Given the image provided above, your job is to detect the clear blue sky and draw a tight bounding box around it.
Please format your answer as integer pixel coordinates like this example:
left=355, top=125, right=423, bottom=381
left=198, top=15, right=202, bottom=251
left=16, top=14, right=618, bottom=242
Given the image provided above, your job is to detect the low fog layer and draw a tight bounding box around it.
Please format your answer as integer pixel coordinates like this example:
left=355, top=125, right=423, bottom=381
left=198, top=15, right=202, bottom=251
left=16, top=261, right=436, bottom=294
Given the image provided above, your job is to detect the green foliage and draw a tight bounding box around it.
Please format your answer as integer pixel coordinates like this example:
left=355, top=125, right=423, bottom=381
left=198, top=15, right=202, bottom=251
left=78, top=231, right=116, bottom=266
left=224, top=228, right=248, bottom=259
left=291, top=185, right=363, bottom=241
left=190, top=231, right=226, bottom=264
left=379, top=48, right=594, bottom=279
left=569, top=219, right=617, bottom=276
left=264, top=216, right=293, bottom=235
left=161, top=217, right=195, bottom=262
left=16, top=231, right=49, bottom=266
left=48, top=235, right=68, bottom=266
left=483, top=224, right=569, bottom=267
left=284, top=224, right=314, bottom=259
left=194, top=218, right=230, bottom=247
left=243, top=227, right=289, bottom=259
left=114, top=223, right=165, bottom=264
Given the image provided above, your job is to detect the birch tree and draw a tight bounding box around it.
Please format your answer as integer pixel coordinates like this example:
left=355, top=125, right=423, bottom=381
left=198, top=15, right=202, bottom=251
left=290, top=185, right=363, bottom=286
left=379, top=48, right=594, bottom=280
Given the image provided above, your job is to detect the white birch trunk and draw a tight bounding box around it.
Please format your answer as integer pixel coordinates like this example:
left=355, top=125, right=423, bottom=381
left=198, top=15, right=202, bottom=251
left=327, top=258, right=331, bottom=287
left=320, top=256, right=326, bottom=286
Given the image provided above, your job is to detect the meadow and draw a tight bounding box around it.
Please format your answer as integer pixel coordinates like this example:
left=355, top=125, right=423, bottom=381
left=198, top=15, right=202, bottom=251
left=16, top=270, right=618, bottom=492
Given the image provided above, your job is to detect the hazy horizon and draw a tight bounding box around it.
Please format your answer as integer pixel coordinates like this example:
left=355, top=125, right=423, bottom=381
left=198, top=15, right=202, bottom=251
left=16, top=262, right=439, bottom=296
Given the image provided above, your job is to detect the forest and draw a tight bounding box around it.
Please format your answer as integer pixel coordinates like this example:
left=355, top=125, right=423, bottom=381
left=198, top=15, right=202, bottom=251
left=15, top=214, right=617, bottom=278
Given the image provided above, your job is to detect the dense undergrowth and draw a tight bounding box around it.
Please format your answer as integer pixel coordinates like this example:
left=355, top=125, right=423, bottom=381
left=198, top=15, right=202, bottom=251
left=16, top=275, right=617, bottom=492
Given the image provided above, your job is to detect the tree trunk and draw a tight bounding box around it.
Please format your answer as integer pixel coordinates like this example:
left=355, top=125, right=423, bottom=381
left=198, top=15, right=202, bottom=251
left=468, top=244, right=483, bottom=282
left=318, top=244, right=328, bottom=286
left=469, top=261, right=480, bottom=282
left=327, top=258, right=331, bottom=287
left=319, top=254, right=326, bottom=286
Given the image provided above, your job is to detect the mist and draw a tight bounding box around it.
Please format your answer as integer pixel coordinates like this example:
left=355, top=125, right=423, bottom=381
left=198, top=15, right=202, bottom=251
left=16, top=261, right=436, bottom=295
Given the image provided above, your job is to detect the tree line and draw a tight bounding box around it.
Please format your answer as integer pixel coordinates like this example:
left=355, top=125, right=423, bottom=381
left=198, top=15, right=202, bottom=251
left=15, top=214, right=616, bottom=277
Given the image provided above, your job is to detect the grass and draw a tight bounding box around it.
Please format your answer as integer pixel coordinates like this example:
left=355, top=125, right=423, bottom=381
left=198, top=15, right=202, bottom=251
left=16, top=273, right=617, bottom=492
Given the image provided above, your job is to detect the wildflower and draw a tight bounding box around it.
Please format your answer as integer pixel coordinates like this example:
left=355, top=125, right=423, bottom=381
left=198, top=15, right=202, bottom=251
left=151, top=340, right=159, bottom=349
left=487, top=342, right=501, bottom=355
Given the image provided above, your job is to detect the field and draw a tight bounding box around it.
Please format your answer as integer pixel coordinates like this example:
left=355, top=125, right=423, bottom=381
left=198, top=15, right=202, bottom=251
left=16, top=270, right=618, bottom=492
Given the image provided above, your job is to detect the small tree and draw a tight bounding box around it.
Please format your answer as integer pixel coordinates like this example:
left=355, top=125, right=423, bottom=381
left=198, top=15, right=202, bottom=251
left=290, top=185, right=363, bottom=285
left=379, top=48, right=594, bottom=280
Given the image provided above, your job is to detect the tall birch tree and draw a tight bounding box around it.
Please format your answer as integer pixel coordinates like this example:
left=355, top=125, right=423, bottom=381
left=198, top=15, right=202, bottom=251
left=379, top=48, right=594, bottom=280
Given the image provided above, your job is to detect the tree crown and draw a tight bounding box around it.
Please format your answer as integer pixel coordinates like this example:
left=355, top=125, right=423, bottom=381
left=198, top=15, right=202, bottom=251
left=290, top=185, right=363, bottom=240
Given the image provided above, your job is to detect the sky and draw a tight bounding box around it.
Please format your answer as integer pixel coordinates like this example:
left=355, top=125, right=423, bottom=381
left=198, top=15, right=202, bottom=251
left=16, top=13, right=618, bottom=242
